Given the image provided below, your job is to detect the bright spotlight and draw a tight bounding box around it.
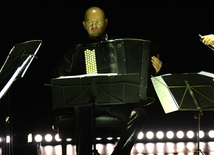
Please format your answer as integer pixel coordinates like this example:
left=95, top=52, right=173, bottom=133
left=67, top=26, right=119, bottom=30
left=6, top=136, right=10, bottom=143
left=176, top=131, right=184, bottom=139
left=28, top=133, right=33, bottom=143
left=107, top=137, right=113, bottom=140
left=45, top=134, right=53, bottom=142
left=66, top=138, right=72, bottom=141
left=187, top=130, right=194, bottom=139
left=186, top=142, right=195, bottom=152
left=96, top=137, right=102, bottom=140
left=156, top=131, right=164, bottom=139
left=55, top=134, right=61, bottom=142
left=199, top=130, right=204, bottom=138
left=138, top=132, right=144, bottom=139
left=146, top=131, right=154, bottom=139
left=166, top=131, right=174, bottom=139
left=35, top=134, right=42, bottom=142
left=208, top=130, right=214, bottom=138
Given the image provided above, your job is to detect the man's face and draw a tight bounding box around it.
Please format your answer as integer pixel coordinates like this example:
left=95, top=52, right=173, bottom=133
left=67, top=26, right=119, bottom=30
left=83, top=9, right=108, bottom=40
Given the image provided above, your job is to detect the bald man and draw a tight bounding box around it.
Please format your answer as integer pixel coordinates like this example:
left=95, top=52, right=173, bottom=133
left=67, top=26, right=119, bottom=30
left=82, top=7, right=161, bottom=73
left=53, top=7, right=162, bottom=155
left=83, top=7, right=108, bottom=40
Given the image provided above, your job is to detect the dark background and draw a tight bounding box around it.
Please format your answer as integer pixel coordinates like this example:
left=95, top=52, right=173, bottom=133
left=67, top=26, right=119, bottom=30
left=0, top=1, right=214, bottom=136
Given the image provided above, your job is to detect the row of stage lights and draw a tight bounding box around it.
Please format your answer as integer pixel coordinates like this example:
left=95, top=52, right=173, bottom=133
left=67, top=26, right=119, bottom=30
left=25, top=130, right=214, bottom=144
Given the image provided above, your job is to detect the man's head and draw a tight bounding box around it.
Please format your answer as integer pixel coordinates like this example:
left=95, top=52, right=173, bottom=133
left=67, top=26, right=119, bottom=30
left=83, top=7, right=108, bottom=40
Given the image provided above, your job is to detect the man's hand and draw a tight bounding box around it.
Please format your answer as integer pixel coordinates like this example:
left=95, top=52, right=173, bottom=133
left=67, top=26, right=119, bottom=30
left=201, top=34, right=214, bottom=45
left=151, top=55, right=162, bottom=74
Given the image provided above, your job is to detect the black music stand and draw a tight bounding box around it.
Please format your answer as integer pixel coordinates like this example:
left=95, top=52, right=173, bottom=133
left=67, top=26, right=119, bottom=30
left=151, top=71, right=214, bottom=155
left=0, top=40, right=42, bottom=98
left=51, top=73, right=155, bottom=107
left=49, top=38, right=156, bottom=155
left=0, top=40, right=42, bottom=155
left=51, top=38, right=155, bottom=108
left=51, top=73, right=154, bottom=154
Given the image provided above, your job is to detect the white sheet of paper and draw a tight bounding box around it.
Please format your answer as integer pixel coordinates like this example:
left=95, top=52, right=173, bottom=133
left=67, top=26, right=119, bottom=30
left=151, top=75, right=179, bottom=114
left=55, top=73, right=118, bottom=79
left=198, top=71, right=214, bottom=80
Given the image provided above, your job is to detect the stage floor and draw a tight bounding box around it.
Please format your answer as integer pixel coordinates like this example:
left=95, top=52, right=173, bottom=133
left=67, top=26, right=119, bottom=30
left=1, top=142, right=214, bottom=155
left=38, top=142, right=214, bottom=155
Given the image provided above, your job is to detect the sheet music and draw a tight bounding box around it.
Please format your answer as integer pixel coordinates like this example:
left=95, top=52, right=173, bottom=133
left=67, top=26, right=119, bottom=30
left=55, top=73, right=118, bottom=79
left=198, top=71, right=214, bottom=79
left=151, top=75, right=179, bottom=114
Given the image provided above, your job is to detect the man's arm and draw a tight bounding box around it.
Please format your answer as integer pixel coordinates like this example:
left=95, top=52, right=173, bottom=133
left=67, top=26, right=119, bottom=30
left=51, top=45, right=77, bottom=78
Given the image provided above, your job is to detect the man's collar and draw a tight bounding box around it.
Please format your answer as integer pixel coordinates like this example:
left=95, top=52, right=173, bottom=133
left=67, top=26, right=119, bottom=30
left=88, top=33, right=108, bottom=42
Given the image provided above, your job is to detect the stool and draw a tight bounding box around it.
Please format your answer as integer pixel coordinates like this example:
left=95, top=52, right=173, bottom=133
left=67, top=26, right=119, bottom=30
left=55, top=113, right=124, bottom=155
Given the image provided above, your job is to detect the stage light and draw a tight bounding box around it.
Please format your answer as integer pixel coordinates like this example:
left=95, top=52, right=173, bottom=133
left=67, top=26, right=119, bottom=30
left=207, top=142, right=214, bottom=152
left=200, top=142, right=206, bottom=153
left=6, top=136, right=10, bottom=143
left=146, top=131, right=154, bottom=139
left=186, top=142, right=195, bottom=152
left=55, top=134, right=61, bottom=142
left=186, top=130, right=194, bottom=139
left=107, top=137, right=113, bottom=140
left=96, top=144, right=104, bottom=154
left=135, top=143, right=144, bottom=153
left=96, top=137, right=102, bottom=140
left=28, top=133, right=33, bottom=143
left=176, top=131, right=184, bottom=139
left=208, top=130, right=214, bottom=138
left=138, top=131, right=144, bottom=139
left=166, top=131, right=174, bottom=139
left=166, top=142, right=175, bottom=153
left=106, top=143, right=114, bottom=154
left=145, top=143, right=155, bottom=153
left=35, top=134, right=42, bottom=142
left=66, top=138, right=72, bottom=142
left=156, top=131, right=164, bottom=139
left=156, top=142, right=165, bottom=153
left=199, top=130, right=204, bottom=138
left=176, top=142, right=185, bottom=152
left=54, top=145, right=62, bottom=155
left=157, top=153, right=165, bottom=155
left=45, top=134, right=53, bottom=142
left=117, top=137, right=120, bottom=140
left=44, top=145, right=52, bottom=154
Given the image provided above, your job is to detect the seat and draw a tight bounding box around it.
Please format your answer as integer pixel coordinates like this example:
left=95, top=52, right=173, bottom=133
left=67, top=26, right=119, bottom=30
left=55, top=112, right=124, bottom=155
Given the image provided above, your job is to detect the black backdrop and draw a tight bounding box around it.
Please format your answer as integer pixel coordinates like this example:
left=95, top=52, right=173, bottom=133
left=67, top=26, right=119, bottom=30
left=0, top=1, right=214, bottom=135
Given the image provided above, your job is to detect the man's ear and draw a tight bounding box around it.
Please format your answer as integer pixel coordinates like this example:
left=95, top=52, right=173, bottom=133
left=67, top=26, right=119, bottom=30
left=83, top=21, right=87, bottom=30
left=104, top=19, right=108, bottom=28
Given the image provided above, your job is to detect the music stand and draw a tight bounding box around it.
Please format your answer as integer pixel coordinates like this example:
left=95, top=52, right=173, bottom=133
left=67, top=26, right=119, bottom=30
left=151, top=71, right=214, bottom=155
left=51, top=73, right=155, bottom=106
left=51, top=73, right=154, bottom=155
left=0, top=40, right=42, bottom=155
left=49, top=38, right=155, bottom=154
left=50, top=39, right=155, bottom=108
left=0, top=40, right=42, bottom=99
